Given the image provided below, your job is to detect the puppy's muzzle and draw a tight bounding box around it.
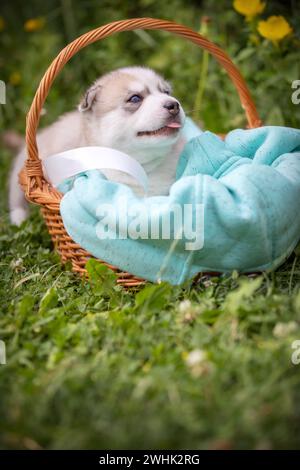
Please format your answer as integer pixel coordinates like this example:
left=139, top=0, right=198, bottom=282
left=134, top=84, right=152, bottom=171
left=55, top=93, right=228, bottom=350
left=163, top=100, right=180, bottom=116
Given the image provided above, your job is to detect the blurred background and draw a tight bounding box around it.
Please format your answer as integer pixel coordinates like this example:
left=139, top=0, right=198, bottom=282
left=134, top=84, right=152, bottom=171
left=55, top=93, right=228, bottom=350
left=0, top=0, right=299, bottom=136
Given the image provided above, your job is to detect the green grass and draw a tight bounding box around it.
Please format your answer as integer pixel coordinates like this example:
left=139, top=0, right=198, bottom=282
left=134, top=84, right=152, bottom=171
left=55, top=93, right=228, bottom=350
left=0, top=144, right=300, bottom=449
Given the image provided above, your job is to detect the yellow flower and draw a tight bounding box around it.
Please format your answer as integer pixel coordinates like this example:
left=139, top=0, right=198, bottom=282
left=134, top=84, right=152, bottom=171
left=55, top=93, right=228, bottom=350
left=0, top=16, right=5, bottom=32
left=24, top=17, right=45, bottom=32
left=258, top=16, right=293, bottom=42
left=9, top=72, right=21, bottom=86
left=233, top=0, right=266, bottom=20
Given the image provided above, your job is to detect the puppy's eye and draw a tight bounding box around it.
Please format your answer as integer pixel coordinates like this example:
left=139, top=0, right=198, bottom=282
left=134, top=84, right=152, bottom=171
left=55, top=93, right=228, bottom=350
left=164, top=90, right=171, bottom=95
left=128, top=94, right=143, bottom=104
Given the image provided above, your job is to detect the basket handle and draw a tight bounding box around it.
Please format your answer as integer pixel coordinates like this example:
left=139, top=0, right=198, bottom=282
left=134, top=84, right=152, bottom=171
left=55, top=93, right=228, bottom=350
left=25, top=17, right=261, bottom=187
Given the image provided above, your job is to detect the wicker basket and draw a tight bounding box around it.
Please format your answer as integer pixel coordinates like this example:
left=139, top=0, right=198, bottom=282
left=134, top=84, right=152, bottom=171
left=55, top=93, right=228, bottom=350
left=19, top=18, right=261, bottom=288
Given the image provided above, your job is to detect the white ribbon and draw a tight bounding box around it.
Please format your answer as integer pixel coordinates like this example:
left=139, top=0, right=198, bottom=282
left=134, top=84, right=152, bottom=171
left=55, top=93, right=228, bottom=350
left=42, top=146, right=148, bottom=192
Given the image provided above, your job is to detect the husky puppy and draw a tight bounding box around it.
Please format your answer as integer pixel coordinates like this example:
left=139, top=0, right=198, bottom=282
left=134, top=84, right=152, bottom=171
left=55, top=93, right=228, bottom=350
left=9, top=66, right=186, bottom=225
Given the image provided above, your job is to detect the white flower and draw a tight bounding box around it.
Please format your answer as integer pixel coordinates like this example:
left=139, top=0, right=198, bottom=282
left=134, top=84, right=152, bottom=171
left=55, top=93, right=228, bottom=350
left=185, top=349, right=207, bottom=367
left=273, top=321, right=298, bottom=338
left=178, top=299, right=192, bottom=314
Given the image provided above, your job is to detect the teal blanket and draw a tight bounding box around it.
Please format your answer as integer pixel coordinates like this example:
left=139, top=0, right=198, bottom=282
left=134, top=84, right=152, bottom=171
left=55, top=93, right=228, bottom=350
left=60, top=121, right=300, bottom=284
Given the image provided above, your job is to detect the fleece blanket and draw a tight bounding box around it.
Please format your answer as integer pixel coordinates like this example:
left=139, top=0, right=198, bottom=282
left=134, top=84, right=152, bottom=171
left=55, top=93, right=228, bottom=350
left=59, top=121, right=300, bottom=284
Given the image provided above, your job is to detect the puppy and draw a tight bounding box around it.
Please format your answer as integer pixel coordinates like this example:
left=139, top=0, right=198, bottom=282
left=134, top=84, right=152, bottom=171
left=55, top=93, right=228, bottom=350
left=9, top=66, right=186, bottom=225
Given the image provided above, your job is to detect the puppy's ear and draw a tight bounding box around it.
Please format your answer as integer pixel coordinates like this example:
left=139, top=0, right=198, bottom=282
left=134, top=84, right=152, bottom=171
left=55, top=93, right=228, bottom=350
left=78, top=84, right=101, bottom=112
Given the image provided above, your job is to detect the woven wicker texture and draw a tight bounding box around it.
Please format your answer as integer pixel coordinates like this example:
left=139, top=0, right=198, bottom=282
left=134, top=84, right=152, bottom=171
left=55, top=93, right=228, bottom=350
left=20, top=18, right=261, bottom=287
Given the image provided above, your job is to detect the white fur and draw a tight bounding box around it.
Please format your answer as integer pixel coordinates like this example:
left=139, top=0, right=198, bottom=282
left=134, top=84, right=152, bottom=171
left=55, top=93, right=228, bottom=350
left=9, top=67, right=186, bottom=225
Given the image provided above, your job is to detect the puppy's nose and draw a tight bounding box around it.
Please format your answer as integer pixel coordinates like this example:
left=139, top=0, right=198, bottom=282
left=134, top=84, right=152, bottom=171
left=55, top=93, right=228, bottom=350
left=163, top=100, right=180, bottom=116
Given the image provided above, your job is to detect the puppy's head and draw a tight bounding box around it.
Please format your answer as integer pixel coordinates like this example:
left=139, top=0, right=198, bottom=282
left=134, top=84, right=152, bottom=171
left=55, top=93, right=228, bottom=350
left=79, top=67, right=185, bottom=162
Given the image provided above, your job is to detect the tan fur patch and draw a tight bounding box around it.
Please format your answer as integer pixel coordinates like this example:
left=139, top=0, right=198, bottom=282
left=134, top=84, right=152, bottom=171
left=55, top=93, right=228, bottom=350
left=93, top=72, right=144, bottom=116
